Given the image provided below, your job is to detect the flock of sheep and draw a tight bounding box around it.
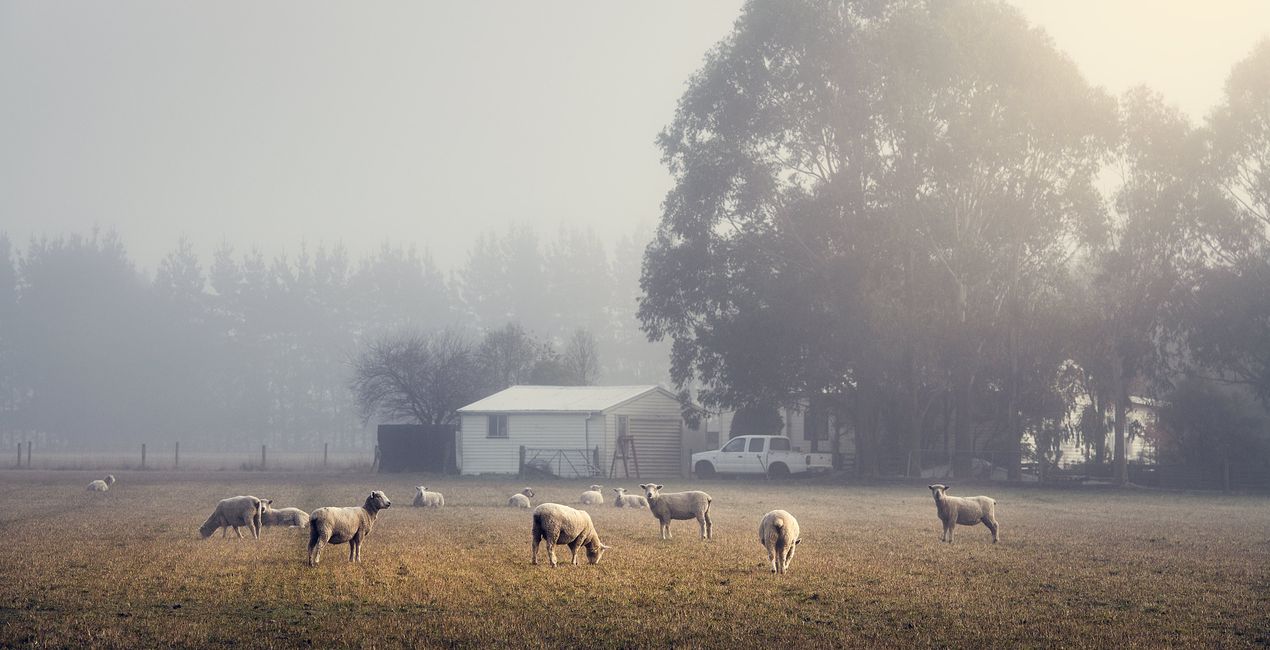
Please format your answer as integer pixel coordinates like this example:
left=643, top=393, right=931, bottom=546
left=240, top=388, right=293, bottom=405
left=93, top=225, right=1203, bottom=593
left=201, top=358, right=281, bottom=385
left=85, top=474, right=1000, bottom=573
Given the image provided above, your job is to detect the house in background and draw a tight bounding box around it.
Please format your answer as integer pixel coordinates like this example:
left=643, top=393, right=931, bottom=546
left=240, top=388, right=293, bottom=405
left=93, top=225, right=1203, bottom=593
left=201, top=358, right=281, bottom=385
left=456, top=385, right=694, bottom=479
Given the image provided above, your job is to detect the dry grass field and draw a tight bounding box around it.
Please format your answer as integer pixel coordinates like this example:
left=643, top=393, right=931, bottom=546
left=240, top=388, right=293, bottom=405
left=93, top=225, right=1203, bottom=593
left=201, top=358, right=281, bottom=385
left=0, top=470, right=1267, bottom=648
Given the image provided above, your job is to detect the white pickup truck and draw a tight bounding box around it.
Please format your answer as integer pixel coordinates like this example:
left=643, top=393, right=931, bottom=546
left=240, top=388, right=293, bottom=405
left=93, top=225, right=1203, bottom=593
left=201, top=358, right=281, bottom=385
left=691, top=435, right=834, bottom=478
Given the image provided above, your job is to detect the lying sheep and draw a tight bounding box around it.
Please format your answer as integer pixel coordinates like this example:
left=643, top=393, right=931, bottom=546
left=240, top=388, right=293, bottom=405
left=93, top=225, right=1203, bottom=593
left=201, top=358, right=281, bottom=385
left=308, top=490, right=392, bottom=566
left=611, top=487, right=648, bottom=509
left=531, top=503, right=611, bottom=568
left=199, top=495, right=266, bottom=540
left=412, top=486, right=444, bottom=508
left=759, top=510, right=801, bottom=574
left=640, top=484, right=712, bottom=540
left=86, top=474, right=116, bottom=492
left=928, top=484, right=999, bottom=544
left=261, top=502, right=310, bottom=528
left=580, top=484, right=604, bottom=505
left=508, top=487, right=534, bottom=508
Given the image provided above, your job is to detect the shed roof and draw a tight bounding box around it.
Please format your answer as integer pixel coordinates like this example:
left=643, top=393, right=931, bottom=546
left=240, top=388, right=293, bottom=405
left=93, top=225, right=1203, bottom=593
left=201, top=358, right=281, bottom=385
left=457, top=385, right=674, bottom=414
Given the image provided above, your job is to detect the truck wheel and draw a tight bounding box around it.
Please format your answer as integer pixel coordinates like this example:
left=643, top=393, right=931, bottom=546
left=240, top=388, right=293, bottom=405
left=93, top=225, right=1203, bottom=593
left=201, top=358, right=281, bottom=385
left=695, top=461, right=716, bottom=478
left=768, top=463, right=790, bottom=478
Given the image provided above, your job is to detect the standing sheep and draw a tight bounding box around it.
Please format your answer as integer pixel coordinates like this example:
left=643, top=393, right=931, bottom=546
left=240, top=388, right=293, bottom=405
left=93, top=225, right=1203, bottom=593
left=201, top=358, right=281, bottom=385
left=86, top=475, right=116, bottom=492
left=508, top=487, right=534, bottom=508
left=531, top=503, right=611, bottom=567
left=307, top=490, right=392, bottom=566
left=640, top=484, right=712, bottom=540
left=928, top=484, right=999, bottom=544
left=611, top=488, right=648, bottom=509
left=199, top=496, right=267, bottom=539
left=580, top=485, right=604, bottom=505
left=261, top=502, right=310, bottom=528
left=412, top=486, right=445, bottom=508
left=758, top=510, right=801, bottom=574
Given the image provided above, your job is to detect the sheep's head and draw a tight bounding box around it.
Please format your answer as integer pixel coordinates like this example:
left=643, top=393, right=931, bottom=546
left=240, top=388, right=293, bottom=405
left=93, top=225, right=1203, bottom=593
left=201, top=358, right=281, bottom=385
left=589, top=485, right=603, bottom=492
left=366, top=490, right=391, bottom=511
left=928, top=484, right=949, bottom=499
left=261, top=498, right=274, bottom=509
left=104, top=475, right=116, bottom=486
left=521, top=487, right=534, bottom=498
left=611, top=488, right=625, bottom=495
left=416, top=486, right=427, bottom=495
left=585, top=541, right=612, bottom=564
left=640, top=484, right=665, bottom=500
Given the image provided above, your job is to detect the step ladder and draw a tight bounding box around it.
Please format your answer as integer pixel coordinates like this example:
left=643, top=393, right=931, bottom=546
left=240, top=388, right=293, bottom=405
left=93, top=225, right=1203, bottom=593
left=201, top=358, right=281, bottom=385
left=609, top=435, right=640, bottom=478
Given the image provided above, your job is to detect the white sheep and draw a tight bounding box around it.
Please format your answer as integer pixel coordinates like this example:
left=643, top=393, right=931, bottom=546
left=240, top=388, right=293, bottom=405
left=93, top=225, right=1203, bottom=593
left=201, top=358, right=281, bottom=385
left=508, top=487, right=534, bottom=508
left=412, top=486, right=445, bottom=508
left=199, top=495, right=266, bottom=539
left=86, top=474, right=116, bottom=492
left=611, top=487, right=648, bottom=509
left=928, top=484, right=999, bottom=544
left=580, top=484, right=604, bottom=505
left=307, top=490, right=392, bottom=566
left=261, top=502, right=310, bottom=528
left=758, top=510, right=801, bottom=574
left=531, top=503, right=611, bottom=567
left=640, top=484, right=712, bottom=540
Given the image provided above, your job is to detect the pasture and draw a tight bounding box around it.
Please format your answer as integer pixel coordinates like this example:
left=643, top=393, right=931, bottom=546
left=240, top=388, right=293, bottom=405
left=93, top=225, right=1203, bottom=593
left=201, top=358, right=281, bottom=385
left=0, top=471, right=1267, bottom=648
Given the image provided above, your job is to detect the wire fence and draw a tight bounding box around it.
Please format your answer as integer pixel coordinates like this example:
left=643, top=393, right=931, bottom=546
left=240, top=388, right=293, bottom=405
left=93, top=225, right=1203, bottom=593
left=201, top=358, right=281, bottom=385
left=7, top=441, right=374, bottom=472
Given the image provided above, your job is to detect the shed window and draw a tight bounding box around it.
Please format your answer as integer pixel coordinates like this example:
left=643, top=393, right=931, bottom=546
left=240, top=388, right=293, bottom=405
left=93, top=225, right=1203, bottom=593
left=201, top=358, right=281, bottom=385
left=487, top=414, right=508, bottom=438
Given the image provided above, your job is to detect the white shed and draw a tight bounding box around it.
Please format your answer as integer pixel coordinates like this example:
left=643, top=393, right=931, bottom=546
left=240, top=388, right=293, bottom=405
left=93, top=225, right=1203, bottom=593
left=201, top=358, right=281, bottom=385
left=456, top=385, right=687, bottom=478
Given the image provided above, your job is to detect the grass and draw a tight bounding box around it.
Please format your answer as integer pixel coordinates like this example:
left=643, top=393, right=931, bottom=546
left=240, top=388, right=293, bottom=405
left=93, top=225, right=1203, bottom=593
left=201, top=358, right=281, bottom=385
left=0, top=470, right=1267, bottom=648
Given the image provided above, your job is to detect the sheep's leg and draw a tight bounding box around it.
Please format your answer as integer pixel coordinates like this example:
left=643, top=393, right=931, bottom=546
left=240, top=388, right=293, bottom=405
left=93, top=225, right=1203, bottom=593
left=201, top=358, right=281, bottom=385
left=784, top=543, right=796, bottom=573
left=532, top=528, right=542, bottom=565
left=984, top=517, right=999, bottom=543
left=568, top=541, right=580, bottom=566
left=661, top=521, right=671, bottom=540
left=546, top=542, right=558, bottom=568
left=705, top=511, right=712, bottom=539
left=946, top=523, right=955, bottom=544
left=233, top=526, right=244, bottom=539
left=767, top=542, right=777, bottom=573
left=309, top=537, right=324, bottom=566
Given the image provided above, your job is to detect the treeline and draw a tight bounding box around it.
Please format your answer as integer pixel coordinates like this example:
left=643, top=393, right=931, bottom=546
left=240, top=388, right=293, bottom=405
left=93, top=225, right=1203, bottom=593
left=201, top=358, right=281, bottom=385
left=640, top=0, right=1270, bottom=481
left=0, top=225, right=667, bottom=451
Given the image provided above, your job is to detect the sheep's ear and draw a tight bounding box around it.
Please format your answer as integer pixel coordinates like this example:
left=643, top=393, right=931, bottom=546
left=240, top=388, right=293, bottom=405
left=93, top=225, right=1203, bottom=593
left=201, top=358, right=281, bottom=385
left=639, top=484, right=648, bottom=489
left=265, top=499, right=273, bottom=505
left=655, top=484, right=664, bottom=490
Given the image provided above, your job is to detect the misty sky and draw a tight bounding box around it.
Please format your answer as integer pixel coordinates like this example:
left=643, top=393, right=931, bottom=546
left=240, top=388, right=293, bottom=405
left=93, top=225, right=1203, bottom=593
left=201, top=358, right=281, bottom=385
left=2, top=1, right=1268, bottom=272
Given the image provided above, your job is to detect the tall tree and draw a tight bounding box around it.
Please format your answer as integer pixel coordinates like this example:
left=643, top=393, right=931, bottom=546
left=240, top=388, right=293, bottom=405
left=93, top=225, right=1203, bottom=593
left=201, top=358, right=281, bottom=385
left=350, top=329, right=481, bottom=426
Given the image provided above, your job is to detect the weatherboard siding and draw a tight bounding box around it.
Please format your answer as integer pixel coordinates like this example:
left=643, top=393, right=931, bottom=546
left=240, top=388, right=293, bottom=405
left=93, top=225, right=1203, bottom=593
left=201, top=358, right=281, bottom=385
left=459, top=413, right=590, bottom=475
left=606, top=390, right=684, bottom=479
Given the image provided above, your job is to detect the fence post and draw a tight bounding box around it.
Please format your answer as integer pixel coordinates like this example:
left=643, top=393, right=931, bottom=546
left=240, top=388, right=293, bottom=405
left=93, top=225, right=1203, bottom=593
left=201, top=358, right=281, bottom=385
left=141, top=443, right=146, bottom=469
left=15, top=442, right=20, bottom=468
left=1223, top=459, right=1231, bottom=493
left=175, top=442, right=179, bottom=469
left=26, top=441, right=31, bottom=468
left=261, top=445, right=267, bottom=470
left=519, top=445, right=526, bottom=480
left=323, top=443, right=328, bottom=468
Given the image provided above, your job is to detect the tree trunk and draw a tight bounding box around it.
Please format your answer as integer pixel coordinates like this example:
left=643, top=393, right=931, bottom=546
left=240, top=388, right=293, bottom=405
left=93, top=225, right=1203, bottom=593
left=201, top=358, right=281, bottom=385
left=952, top=366, right=974, bottom=478
left=1113, top=358, right=1129, bottom=485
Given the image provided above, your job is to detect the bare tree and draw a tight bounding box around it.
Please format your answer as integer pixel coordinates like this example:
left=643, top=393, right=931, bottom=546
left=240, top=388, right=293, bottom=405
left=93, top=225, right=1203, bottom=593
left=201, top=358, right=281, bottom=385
left=350, top=329, right=481, bottom=426
left=562, top=328, right=601, bottom=386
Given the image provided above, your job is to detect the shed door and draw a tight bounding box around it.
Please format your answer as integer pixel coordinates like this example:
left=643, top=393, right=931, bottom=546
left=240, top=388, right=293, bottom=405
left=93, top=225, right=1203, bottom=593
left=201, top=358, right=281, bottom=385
left=630, top=418, right=683, bottom=478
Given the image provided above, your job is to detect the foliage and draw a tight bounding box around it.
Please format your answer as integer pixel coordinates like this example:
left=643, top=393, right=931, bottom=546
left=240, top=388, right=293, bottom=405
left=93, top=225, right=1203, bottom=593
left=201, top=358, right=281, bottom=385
left=1158, top=379, right=1270, bottom=471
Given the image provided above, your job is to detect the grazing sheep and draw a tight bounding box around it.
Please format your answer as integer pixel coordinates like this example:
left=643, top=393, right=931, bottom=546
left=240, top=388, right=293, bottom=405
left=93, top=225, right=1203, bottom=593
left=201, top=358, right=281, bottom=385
left=928, top=484, right=999, bottom=544
left=758, top=510, right=801, bottom=574
left=611, top=488, right=648, bottom=509
left=199, top=496, right=266, bottom=540
left=261, top=502, right=310, bottom=528
left=531, top=503, right=611, bottom=568
left=412, top=486, right=445, bottom=508
left=86, top=475, right=116, bottom=492
left=307, top=490, right=392, bottom=566
left=508, top=487, right=534, bottom=508
left=580, top=484, right=604, bottom=505
left=640, top=484, right=712, bottom=540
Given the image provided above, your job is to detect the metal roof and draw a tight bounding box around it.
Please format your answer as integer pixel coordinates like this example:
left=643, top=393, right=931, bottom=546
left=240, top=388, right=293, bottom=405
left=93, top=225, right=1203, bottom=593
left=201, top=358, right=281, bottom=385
left=457, top=385, right=670, bottom=413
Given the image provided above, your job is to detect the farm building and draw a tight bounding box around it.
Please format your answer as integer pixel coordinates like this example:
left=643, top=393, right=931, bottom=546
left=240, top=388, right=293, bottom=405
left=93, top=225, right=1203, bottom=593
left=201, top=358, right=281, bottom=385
left=456, top=385, right=692, bottom=479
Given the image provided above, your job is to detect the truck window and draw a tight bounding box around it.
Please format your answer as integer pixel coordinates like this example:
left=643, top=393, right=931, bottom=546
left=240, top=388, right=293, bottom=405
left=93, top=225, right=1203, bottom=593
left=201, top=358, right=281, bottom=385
left=722, top=438, right=747, bottom=453
left=747, top=438, right=765, bottom=452
left=770, top=437, right=791, bottom=451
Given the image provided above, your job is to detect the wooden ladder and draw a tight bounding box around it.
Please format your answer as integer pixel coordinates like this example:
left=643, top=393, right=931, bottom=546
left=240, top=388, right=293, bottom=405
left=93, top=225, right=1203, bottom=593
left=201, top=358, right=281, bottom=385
left=609, top=435, right=640, bottom=478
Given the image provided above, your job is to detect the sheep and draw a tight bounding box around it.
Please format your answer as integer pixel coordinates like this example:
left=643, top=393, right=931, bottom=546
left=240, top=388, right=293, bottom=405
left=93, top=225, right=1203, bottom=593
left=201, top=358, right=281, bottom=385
left=928, top=484, right=999, bottom=544
left=610, top=487, right=648, bottom=509
left=86, top=474, right=116, bottom=492
left=199, top=496, right=267, bottom=540
left=307, top=490, right=392, bottom=566
left=531, top=503, right=611, bottom=567
left=261, top=502, right=310, bottom=528
left=508, top=487, right=534, bottom=508
left=412, top=486, right=445, bottom=508
left=758, top=510, right=801, bottom=574
left=640, top=484, right=712, bottom=540
left=580, top=484, right=604, bottom=505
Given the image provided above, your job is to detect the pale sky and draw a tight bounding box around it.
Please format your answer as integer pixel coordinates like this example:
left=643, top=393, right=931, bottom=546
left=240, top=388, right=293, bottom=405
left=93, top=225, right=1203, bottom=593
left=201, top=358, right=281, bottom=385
left=2, top=1, right=1268, bottom=272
